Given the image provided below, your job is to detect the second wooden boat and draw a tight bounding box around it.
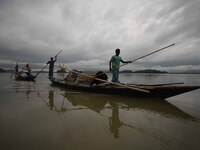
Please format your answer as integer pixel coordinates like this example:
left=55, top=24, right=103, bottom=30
left=15, top=72, right=35, bottom=82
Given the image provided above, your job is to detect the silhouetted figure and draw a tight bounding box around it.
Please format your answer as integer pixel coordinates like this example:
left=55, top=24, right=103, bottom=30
left=47, top=56, right=57, bottom=77
left=15, top=64, right=19, bottom=73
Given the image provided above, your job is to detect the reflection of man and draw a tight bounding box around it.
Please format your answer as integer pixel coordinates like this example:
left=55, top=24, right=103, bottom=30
left=25, top=85, right=31, bottom=98
left=109, top=101, right=122, bottom=138
left=26, top=89, right=31, bottom=99
left=48, top=91, right=54, bottom=110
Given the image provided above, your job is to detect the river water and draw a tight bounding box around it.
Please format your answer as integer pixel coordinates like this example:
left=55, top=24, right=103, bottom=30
left=0, top=73, right=200, bottom=150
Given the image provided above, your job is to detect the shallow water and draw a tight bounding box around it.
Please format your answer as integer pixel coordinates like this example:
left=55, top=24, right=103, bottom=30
left=0, top=73, right=200, bottom=150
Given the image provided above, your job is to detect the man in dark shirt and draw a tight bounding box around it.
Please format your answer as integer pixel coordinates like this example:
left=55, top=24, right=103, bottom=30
left=47, top=56, right=57, bottom=77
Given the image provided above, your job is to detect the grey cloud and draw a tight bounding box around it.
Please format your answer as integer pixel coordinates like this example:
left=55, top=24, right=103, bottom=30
left=0, top=0, right=199, bottom=71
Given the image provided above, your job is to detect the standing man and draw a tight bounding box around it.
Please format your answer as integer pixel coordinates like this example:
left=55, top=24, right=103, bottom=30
left=47, top=56, right=57, bottom=77
left=109, top=49, right=131, bottom=83
left=15, top=63, right=19, bottom=73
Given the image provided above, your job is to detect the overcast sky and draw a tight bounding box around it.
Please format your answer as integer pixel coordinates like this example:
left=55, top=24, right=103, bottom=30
left=0, top=0, right=199, bottom=72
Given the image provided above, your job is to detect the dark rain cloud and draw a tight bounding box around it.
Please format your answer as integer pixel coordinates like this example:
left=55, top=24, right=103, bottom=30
left=0, top=0, right=199, bottom=71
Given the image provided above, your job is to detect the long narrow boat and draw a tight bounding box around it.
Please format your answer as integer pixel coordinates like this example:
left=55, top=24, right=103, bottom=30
left=15, top=72, right=35, bottom=82
left=49, top=77, right=200, bottom=99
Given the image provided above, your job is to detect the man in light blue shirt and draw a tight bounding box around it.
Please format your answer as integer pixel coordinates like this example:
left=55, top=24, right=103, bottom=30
left=109, top=49, right=131, bottom=82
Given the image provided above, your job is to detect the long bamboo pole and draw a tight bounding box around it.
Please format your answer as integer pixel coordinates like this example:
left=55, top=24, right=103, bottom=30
left=65, top=68, right=149, bottom=93
left=118, top=43, right=175, bottom=69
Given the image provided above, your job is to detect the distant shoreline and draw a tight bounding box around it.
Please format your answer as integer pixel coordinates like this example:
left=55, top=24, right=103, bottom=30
left=120, top=69, right=167, bottom=74
left=0, top=68, right=48, bottom=73
left=0, top=67, right=200, bottom=74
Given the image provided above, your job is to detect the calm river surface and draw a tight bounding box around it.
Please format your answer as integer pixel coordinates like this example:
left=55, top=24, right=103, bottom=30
left=0, top=73, right=200, bottom=150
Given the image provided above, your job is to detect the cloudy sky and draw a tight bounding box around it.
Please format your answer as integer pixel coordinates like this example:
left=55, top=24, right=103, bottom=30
left=0, top=0, right=199, bottom=72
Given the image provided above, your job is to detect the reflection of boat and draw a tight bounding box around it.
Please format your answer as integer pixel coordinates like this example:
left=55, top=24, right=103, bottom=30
left=49, top=77, right=200, bottom=99
left=42, top=90, right=196, bottom=139
left=61, top=92, right=195, bottom=138
left=63, top=92, right=195, bottom=120
left=15, top=72, right=35, bottom=82
left=13, top=82, right=33, bottom=98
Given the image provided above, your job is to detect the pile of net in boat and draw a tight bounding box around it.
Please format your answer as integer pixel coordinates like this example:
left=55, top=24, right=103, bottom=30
left=64, top=70, right=108, bottom=85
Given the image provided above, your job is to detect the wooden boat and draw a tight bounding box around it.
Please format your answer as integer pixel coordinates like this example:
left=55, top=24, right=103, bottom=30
left=15, top=72, right=35, bottom=82
left=49, top=77, right=200, bottom=99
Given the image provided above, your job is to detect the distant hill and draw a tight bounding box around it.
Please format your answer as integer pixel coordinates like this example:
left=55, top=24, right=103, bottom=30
left=0, top=67, right=14, bottom=73
left=0, top=67, right=49, bottom=73
left=120, top=69, right=167, bottom=73
left=182, top=70, right=200, bottom=74
left=0, top=68, right=5, bottom=72
left=133, top=69, right=167, bottom=73
left=120, top=70, right=133, bottom=73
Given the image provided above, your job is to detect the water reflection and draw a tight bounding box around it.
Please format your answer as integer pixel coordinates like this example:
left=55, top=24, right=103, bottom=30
left=109, top=100, right=121, bottom=138
left=14, top=82, right=33, bottom=99
left=48, top=90, right=54, bottom=110
left=43, top=90, right=196, bottom=139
